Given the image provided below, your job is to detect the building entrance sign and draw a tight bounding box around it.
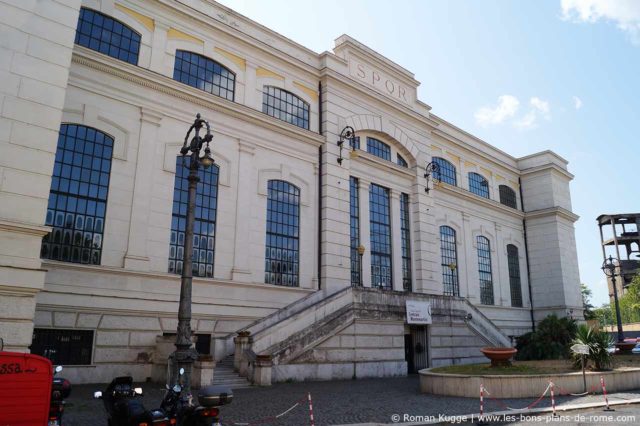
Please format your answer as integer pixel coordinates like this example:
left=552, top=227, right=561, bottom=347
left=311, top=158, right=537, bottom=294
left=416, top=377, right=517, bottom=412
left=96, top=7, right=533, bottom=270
left=406, top=301, right=432, bottom=324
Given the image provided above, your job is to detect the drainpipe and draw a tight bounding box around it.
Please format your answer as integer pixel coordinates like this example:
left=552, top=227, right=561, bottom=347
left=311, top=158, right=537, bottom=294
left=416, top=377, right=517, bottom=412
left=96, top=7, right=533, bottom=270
left=317, top=82, right=323, bottom=290
left=519, top=177, right=535, bottom=332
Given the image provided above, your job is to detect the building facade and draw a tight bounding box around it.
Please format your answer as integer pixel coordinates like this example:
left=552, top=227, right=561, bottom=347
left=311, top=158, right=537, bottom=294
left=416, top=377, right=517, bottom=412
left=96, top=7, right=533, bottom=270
left=0, top=0, right=583, bottom=384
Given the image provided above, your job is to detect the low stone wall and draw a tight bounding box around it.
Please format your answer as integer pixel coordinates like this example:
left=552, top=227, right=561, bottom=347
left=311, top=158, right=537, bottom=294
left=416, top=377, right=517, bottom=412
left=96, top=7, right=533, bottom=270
left=419, top=367, right=640, bottom=398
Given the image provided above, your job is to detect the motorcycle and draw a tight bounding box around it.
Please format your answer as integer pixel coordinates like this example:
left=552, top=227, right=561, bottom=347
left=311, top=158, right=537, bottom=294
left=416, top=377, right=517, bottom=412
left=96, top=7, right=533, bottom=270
left=159, top=368, right=233, bottom=426
left=94, top=376, right=170, bottom=426
left=49, top=365, right=71, bottom=426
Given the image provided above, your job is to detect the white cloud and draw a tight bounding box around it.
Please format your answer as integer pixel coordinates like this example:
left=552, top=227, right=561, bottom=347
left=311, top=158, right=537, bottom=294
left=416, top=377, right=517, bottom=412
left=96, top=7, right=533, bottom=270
left=561, top=0, right=640, bottom=44
left=515, top=97, right=551, bottom=129
left=573, top=96, right=583, bottom=109
left=474, top=95, right=520, bottom=126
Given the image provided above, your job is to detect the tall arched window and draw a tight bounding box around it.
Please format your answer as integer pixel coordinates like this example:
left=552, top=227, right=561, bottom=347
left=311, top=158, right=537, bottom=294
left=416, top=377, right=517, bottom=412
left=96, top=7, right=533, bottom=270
left=507, top=244, right=523, bottom=307
left=173, top=50, right=235, bottom=101
left=369, top=183, right=392, bottom=289
left=400, top=193, right=412, bottom=291
left=432, top=157, right=457, bottom=186
left=499, top=185, right=517, bottom=209
left=440, top=226, right=459, bottom=296
left=477, top=236, right=494, bottom=305
left=265, top=180, right=300, bottom=286
left=168, top=157, right=219, bottom=278
left=75, top=8, right=141, bottom=65
left=262, top=86, right=309, bottom=129
left=350, top=176, right=361, bottom=286
left=469, top=172, right=490, bottom=199
left=41, top=124, right=113, bottom=264
left=366, top=137, right=391, bottom=161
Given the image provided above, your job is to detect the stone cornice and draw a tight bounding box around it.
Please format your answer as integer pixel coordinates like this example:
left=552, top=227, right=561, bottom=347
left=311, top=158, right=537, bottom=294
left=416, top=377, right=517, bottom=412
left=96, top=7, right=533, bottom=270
left=0, top=219, right=51, bottom=237
left=434, top=183, right=525, bottom=219
left=519, top=163, right=574, bottom=180
left=71, top=48, right=324, bottom=149
left=431, top=129, right=520, bottom=174
left=525, top=207, right=580, bottom=223
left=320, top=69, right=439, bottom=131
left=352, top=150, right=415, bottom=179
left=41, top=260, right=316, bottom=294
left=157, top=0, right=321, bottom=75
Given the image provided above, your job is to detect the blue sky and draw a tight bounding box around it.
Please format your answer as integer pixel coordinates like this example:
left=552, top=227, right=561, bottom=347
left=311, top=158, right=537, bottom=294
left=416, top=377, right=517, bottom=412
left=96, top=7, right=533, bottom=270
left=218, top=0, right=640, bottom=307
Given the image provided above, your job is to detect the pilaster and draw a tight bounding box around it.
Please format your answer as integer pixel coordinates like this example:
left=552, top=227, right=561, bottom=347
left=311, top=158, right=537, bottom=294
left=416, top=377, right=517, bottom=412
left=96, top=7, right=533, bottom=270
left=390, top=190, right=403, bottom=292
left=124, top=108, right=163, bottom=271
left=358, top=178, right=372, bottom=287
left=149, top=21, right=170, bottom=74
left=231, top=140, right=255, bottom=282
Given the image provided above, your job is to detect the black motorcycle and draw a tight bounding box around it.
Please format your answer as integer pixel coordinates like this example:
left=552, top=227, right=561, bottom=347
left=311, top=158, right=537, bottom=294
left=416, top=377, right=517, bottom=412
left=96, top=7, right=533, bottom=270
left=49, top=365, right=71, bottom=426
left=94, top=376, right=170, bottom=426
left=159, top=368, right=233, bottom=426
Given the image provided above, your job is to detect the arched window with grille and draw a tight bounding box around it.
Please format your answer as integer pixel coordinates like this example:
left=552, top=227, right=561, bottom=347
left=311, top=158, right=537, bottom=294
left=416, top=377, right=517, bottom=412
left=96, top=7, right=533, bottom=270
left=507, top=244, right=523, bottom=307
left=369, top=183, right=392, bottom=289
left=499, top=185, right=517, bottom=209
left=469, top=172, right=490, bottom=198
left=262, top=86, right=309, bottom=129
left=440, top=226, right=459, bottom=296
left=75, top=8, right=141, bottom=65
left=173, top=50, right=236, bottom=101
left=366, top=137, right=391, bottom=161
left=265, top=180, right=300, bottom=286
left=168, top=157, right=219, bottom=278
left=432, top=157, right=457, bottom=186
left=41, top=124, right=113, bottom=264
left=477, top=236, right=494, bottom=305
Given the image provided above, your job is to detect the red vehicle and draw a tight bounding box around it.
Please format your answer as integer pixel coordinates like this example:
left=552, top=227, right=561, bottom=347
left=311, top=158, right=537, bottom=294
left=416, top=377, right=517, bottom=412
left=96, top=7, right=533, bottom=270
left=0, top=351, right=54, bottom=425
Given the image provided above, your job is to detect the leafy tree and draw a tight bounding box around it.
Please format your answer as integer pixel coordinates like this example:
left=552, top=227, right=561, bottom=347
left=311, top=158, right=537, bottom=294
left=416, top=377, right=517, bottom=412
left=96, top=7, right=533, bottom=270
left=515, top=314, right=577, bottom=360
left=581, top=283, right=596, bottom=320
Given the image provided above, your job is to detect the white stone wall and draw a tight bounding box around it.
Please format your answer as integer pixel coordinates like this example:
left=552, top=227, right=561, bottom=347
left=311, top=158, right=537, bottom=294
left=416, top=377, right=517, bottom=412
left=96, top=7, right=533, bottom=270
left=0, top=0, right=82, bottom=351
left=0, top=0, right=584, bottom=380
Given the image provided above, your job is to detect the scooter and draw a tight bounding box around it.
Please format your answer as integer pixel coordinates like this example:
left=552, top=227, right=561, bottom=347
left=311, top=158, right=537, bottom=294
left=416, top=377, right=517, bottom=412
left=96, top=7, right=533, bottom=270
left=49, top=365, right=71, bottom=426
left=159, top=368, right=233, bottom=426
left=94, top=376, right=170, bottom=426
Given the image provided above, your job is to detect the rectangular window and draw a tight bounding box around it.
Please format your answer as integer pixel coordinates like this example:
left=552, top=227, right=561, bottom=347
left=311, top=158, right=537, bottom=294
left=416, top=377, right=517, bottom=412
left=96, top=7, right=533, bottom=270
left=440, top=226, right=459, bottom=296
left=477, top=236, right=494, bottom=305
left=369, top=183, right=392, bottom=289
left=507, top=245, right=523, bottom=307
left=168, top=157, right=219, bottom=278
left=265, top=180, right=300, bottom=287
left=350, top=177, right=361, bottom=286
left=400, top=193, right=412, bottom=291
left=30, top=329, right=94, bottom=365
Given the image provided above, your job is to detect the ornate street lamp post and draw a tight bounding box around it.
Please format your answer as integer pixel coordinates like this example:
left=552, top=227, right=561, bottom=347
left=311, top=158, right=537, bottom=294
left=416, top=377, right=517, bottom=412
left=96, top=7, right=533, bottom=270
left=602, top=255, right=624, bottom=343
left=170, top=113, right=215, bottom=394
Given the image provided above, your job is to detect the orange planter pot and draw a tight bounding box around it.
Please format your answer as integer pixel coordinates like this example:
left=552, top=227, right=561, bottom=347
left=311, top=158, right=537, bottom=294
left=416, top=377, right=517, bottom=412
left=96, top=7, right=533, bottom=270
left=481, top=347, right=518, bottom=367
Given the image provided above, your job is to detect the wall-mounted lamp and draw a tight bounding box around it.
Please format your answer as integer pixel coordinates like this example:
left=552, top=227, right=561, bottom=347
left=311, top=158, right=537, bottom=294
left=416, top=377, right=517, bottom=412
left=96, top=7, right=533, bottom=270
left=424, top=161, right=440, bottom=193
left=336, top=126, right=356, bottom=165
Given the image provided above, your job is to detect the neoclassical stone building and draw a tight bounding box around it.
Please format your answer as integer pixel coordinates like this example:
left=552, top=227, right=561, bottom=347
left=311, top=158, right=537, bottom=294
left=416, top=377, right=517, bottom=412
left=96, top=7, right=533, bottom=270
left=0, top=0, right=583, bottom=385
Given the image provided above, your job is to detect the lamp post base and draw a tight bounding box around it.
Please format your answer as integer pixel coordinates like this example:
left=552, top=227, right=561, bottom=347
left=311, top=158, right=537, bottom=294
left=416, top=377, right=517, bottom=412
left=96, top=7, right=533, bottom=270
left=169, top=347, right=199, bottom=394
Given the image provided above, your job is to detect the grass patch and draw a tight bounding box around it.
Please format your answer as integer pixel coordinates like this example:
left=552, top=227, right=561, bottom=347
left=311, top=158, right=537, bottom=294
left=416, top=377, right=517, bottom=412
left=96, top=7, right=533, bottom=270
left=430, top=363, right=567, bottom=375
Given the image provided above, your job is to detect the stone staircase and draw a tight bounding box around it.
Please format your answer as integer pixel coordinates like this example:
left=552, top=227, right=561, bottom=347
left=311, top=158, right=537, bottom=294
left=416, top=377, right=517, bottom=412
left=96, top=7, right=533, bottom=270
left=211, top=355, right=251, bottom=389
left=224, top=287, right=512, bottom=385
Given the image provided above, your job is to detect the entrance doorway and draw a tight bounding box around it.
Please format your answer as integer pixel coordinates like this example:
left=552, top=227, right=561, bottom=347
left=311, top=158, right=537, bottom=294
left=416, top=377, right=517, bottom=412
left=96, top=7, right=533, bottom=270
left=404, top=325, right=428, bottom=374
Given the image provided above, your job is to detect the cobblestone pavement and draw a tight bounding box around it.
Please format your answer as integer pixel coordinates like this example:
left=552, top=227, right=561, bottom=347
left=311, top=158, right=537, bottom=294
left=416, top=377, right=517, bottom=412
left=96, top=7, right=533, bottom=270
left=63, top=376, right=640, bottom=425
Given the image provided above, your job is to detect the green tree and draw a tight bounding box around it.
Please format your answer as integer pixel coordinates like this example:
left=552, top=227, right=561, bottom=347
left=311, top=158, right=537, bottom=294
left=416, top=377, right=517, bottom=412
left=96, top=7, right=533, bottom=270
left=618, top=275, right=640, bottom=323
left=581, top=283, right=596, bottom=320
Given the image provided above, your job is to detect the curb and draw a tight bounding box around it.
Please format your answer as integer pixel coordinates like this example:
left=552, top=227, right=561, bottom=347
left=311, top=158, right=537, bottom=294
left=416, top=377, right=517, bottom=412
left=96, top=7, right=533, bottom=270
left=333, top=397, right=640, bottom=426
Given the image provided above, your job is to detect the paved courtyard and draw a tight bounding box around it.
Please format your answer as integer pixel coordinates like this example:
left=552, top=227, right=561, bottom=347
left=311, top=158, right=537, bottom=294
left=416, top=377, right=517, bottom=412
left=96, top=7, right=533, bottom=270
left=63, top=376, right=640, bottom=425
